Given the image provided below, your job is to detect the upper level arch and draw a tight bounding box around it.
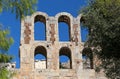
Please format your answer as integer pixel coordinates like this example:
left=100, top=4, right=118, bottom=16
left=31, top=12, right=48, bottom=41
left=55, top=12, right=73, bottom=26
left=55, top=12, right=73, bottom=41
left=31, top=11, right=48, bottom=25
left=31, top=12, right=48, bottom=22
left=77, top=14, right=87, bottom=42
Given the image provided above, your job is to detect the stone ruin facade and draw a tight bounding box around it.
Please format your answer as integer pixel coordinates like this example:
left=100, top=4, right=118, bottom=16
left=15, top=12, right=96, bottom=79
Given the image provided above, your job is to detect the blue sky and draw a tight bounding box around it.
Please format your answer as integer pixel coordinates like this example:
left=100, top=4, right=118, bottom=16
left=0, top=0, right=88, bottom=68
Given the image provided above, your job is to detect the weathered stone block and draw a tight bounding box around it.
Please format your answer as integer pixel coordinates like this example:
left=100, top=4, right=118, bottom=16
left=16, top=11, right=97, bottom=79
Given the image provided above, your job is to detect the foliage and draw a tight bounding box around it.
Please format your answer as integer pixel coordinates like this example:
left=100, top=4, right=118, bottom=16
left=80, top=0, right=120, bottom=78
left=0, top=53, right=13, bottom=63
left=0, top=67, right=15, bottom=79
left=0, top=0, right=37, bottom=19
left=0, top=25, right=13, bottom=63
left=0, top=0, right=37, bottom=79
left=0, top=26, right=13, bottom=79
left=0, top=68, right=9, bottom=79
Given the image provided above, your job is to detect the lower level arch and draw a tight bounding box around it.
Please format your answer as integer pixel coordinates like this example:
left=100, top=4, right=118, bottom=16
left=59, top=47, right=72, bottom=69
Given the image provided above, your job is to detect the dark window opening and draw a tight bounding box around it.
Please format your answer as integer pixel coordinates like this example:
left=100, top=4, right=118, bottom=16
left=34, top=15, right=46, bottom=41
left=59, top=47, right=72, bottom=69
left=59, top=22, right=70, bottom=41
left=58, top=15, right=71, bottom=42
left=34, top=46, right=47, bottom=69
left=82, top=48, right=93, bottom=69
left=80, top=24, right=88, bottom=42
left=59, top=55, right=70, bottom=69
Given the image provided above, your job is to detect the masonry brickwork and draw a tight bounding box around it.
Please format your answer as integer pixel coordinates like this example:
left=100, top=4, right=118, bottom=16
left=14, top=12, right=96, bottom=79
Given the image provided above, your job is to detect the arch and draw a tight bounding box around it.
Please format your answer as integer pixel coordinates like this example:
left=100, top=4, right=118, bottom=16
left=31, top=12, right=48, bottom=41
left=31, top=12, right=48, bottom=20
left=55, top=12, right=73, bottom=27
left=82, top=47, right=93, bottom=69
left=56, top=12, right=73, bottom=41
left=58, top=15, right=70, bottom=26
left=31, top=12, right=48, bottom=25
left=77, top=14, right=86, bottom=42
left=55, top=12, right=73, bottom=20
left=34, top=15, right=46, bottom=40
left=34, top=46, right=47, bottom=69
left=59, top=47, right=72, bottom=69
left=34, top=15, right=46, bottom=24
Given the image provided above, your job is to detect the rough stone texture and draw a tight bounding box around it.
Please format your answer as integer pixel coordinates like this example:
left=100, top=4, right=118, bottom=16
left=72, top=24, right=79, bottom=46
left=14, top=12, right=97, bottom=79
left=50, top=24, right=55, bottom=44
left=24, top=22, right=31, bottom=44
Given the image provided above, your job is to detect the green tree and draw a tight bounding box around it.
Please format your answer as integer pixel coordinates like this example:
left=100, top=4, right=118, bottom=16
left=0, top=26, right=13, bottom=79
left=80, top=0, right=120, bottom=79
left=0, top=0, right=37, bottom=19
left=0, top=0, right=37, bottom=79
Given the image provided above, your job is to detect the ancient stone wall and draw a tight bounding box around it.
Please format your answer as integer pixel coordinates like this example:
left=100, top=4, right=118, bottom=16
left=16, top=12, right=96, bottom=79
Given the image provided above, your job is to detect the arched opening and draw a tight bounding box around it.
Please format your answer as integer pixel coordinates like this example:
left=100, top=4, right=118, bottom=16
left=80, top=24, right=88, bottom=42
left=80, top=16, right=88, bottom=42
left=34, top=15, right=46, bottom=41
left=58, top=15, right=71, bottom=41
left=59, top=47, right=72, bottom=69
left=34, top=46, right=47, bottom=69
left=82, top=47, right=93, bottom=69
